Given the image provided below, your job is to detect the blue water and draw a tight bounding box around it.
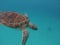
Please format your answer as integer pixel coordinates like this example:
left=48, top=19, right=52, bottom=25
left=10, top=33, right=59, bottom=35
left=0, top=0, right=60, bottom=45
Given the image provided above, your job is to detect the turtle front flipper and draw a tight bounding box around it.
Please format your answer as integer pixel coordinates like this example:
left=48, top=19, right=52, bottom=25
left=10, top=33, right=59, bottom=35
left=22, top=29, right=29, bottom=45
left=29, top=22, right=38, bottom=30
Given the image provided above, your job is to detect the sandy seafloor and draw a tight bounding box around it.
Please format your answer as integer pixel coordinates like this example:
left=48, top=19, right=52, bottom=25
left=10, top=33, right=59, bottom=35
left=0, top=0, right=60, bottom=45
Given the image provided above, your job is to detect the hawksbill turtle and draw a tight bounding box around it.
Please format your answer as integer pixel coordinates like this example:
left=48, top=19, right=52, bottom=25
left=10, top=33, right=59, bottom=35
left=0, top=11, right=38, bottom=45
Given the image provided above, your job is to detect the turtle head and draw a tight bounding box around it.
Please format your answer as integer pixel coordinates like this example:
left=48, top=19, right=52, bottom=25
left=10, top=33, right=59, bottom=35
left=28, top=22, right=38, bottom=30
left=22, top=13, right=38, bottom=30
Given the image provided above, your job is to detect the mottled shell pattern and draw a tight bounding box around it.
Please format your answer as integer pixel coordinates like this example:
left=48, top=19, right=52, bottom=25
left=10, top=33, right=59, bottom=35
left=0, top=12, right=29, bottom=27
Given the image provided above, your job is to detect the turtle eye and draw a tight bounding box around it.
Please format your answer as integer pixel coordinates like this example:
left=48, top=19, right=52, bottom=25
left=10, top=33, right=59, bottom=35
left=24, top=21, right=27, bottom=24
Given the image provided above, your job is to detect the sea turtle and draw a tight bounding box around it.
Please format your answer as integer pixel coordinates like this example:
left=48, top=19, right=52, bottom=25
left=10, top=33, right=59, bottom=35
left=0, top=11, right=38, bottom=45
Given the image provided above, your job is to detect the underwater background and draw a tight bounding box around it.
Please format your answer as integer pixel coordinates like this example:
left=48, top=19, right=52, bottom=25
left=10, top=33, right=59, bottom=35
left=0, top=0, right=60, bottom=45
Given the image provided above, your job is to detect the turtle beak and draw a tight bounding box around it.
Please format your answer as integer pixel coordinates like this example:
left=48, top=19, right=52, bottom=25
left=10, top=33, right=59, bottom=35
left=29, top=22, right=38, bottom=30
left=31, top=25, right=38, bottom=30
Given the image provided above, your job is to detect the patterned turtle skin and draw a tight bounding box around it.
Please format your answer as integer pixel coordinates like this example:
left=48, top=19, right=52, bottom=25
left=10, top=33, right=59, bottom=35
left=0, top=12, right=38, bottom=45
